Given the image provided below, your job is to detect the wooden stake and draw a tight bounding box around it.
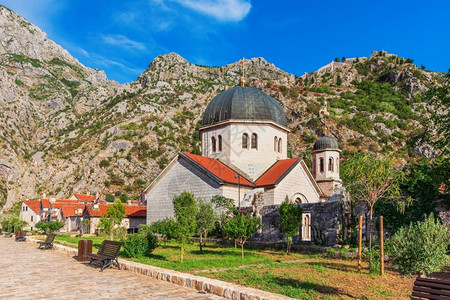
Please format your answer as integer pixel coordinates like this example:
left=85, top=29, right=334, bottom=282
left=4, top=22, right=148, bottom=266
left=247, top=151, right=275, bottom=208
left=380, top=216, right=384, bottom=276
left=358, top=215, right=363, bottom=272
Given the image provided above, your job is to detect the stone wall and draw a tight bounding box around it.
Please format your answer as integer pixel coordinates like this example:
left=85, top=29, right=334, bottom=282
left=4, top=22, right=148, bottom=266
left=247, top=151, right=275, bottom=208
left=258, top=201, right=343, bottom=246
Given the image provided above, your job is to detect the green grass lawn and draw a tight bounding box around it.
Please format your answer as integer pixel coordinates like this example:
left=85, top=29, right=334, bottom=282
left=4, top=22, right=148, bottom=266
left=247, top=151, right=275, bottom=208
left=50, top=235, right=419, bottom=299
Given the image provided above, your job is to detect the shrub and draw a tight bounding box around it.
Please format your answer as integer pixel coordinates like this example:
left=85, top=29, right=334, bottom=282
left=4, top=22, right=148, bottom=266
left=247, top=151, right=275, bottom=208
left=105, top=194, right=115, bottom=202
left=35, top=221, right=64, bottom=234
left=123, top=233, right=158, bottom=258
left=114, top=226, right=127, bottom=239
left=387, top=214, right=450, bottom=276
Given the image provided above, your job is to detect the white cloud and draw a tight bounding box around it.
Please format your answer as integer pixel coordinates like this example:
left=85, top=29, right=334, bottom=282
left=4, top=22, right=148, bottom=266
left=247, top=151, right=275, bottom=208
left=100, top=34, right=147, bottom=51
left=173, top=0, right=251, bottom=21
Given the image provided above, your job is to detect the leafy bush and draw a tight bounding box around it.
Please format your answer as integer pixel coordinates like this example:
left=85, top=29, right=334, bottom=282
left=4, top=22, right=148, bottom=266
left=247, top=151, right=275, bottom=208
left=122, top=233, right=158, bottom=258
left=35, top=221, right=64, bottom=234
left=105, top=194, right=115, bottom=202
left=387, top=214, right=450, bottom=276
left=114, top=226, right=127, bottom=239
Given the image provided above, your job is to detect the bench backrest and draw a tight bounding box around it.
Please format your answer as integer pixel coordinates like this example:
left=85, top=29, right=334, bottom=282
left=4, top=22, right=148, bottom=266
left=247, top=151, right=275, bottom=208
left=97, top=240, right=123, bottom=258
left=45, top=233, right=56, bottom=243
left=412, top=277, right=450, bottom=299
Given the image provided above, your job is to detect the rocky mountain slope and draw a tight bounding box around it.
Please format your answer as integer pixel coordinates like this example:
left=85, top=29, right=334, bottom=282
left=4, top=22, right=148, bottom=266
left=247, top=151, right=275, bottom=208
left=0, top=5, right=447, bottom=211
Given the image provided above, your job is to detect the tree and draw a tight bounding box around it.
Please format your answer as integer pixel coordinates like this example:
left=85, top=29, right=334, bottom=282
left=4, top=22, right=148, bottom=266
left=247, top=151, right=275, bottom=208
left=336, top=75, right=342, bottom=86
left=341, top=57, right=346, bottom=62
left=279, top=197, right=302, bottom=254
left=99, top=200, right=126, bottom=240
left=223, top=212, right=262, bottom=258
left=172, top=191, right=197, bottom=263
left=388, top=214, right=450, bottom=276
left=334, top=57, right=340, bottom=62
left=211, top=195, right=234, bottom=235
left=341, top=152, right=405, bottom=263
left=196, top=199, right=216, bottom=252
left=35, top=220, right=64, bottom=234
left=1, top=215, right=28, bottom=233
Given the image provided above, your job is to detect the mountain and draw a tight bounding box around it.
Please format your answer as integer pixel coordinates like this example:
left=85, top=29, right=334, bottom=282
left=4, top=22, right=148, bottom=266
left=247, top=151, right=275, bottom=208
left=0, top=5, right=447, bottom=211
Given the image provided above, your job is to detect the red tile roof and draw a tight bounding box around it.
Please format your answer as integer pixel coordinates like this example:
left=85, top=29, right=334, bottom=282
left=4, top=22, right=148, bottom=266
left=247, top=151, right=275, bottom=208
left=23, top=200, right=41, bottom=214
left=182, top=153, right=301, bottom=188
left=126, top=206, right=147, bottom=217
left=182, top=152, right=253, bottom=186
left=73, top=193, right=97, bottom=202
left=85, top=204, right=147, bottom=218
left=255, top=158, right=300, bottom=186
left=61, top=204, right=85, bottom=218
left=85, top=204, right=109, bottom=217
left=41, top=199, right=50, bottom=208
left=50, top=200, right=81, bottom=208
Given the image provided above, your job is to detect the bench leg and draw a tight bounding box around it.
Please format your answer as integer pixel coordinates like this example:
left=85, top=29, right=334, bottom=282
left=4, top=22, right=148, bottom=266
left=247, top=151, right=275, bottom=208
left=112, top=258, right=120, bottom=270
left=100, top=259, right=112, bottom=272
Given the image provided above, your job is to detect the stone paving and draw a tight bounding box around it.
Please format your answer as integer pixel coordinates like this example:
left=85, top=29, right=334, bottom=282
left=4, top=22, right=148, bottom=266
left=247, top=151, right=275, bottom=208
left=0, top=237, right=223, bottom=299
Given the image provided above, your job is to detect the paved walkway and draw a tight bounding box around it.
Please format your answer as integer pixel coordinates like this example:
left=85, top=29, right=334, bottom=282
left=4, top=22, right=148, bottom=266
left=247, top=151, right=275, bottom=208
left=0, top=238, right=223, bottom=299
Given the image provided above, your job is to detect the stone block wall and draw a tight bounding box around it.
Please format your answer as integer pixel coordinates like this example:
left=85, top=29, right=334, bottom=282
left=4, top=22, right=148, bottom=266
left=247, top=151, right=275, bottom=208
left=258, top=201, right=343, bottom=246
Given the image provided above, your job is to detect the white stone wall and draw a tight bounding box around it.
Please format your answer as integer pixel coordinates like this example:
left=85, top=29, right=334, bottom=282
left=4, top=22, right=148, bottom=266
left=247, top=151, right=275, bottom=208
left=201, top=122, right=288, bottom=179
left=270, top=163, right=321, bottom=205
left=19, top=203, right=41, bottom=231
left=146, top=157, right=223, bottom=224
left=222, top=184, right=254, bottom=207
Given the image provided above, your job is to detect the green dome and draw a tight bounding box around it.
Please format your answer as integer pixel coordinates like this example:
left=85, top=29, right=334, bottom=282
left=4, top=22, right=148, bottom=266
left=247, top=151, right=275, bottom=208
left=202, top=86, right=288, bottom=127
left=313, top=136, right=339, bottom=150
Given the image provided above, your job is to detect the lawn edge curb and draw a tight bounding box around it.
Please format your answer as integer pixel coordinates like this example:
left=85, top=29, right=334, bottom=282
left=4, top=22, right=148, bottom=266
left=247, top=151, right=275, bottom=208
left=26, top=237, right=292, bottom=300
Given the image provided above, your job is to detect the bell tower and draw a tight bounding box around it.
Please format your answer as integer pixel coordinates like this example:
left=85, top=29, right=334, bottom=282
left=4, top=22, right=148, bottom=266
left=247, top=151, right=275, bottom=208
left=311, top=132, right=341, bottom=197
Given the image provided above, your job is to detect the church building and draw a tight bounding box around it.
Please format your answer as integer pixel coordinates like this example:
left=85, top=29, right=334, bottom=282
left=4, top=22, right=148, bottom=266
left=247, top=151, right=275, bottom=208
left=143, top=84, right=343, bottom=243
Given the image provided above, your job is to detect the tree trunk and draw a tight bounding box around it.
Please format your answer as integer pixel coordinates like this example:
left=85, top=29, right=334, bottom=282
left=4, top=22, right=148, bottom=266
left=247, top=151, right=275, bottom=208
left=368, top=207, right=373, bottom=266
left=199, top=232, right=203, bottom=252
left=234, top=239, right=237, bottom=248
left=287, top=236, right=292, bottom=254
left=180, top=245, right=184, bottom=263
left=241, top=243, right=244, bottom=259
left=110, top=228, right=114, bottom=241
left=203, top=231, right=207, bottom=246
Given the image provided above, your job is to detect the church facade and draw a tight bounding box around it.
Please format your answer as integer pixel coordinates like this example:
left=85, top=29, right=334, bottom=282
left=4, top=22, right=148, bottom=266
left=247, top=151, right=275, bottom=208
left=143, top=86, right=343, bottom=244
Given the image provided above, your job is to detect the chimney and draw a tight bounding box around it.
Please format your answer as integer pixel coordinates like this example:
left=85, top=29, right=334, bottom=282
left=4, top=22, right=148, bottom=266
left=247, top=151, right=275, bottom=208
left=127, top=200, right=131, bottom=205
left=50, top=198, right=56, bottom=203
left=42, top=192, right=47, bottom=199
left=87, top=190, right=90, bottom=195
left=93, top=204, right=99, bottom=210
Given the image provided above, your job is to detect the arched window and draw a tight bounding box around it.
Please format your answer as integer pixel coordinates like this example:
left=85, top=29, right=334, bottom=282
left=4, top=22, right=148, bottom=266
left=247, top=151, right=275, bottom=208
left=218, top=135, right=222, bottom=152
left=278, top=138, right=282, bottom=153
left=211, top=137, right=216, bottom=152
left=302, top=213, right=311, bottom=241
left=319, top=158, right=324, bottom=173
left=242, top=133, right=248, bottom=149
left=251, top=133, right=258, bottom=149
left=274, top=137, right=278, bottom=151
left=328, top=157, right=334, bottom=172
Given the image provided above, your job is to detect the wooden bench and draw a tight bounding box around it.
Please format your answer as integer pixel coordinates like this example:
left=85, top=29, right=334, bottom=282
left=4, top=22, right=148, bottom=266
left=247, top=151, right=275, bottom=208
left=15, top=231, right=26, bottom=242
left=37, top=233, right=56, bottom=249
left=87, top=240, right=123, bottom=272
left=412, top=276, right=450, bottom=299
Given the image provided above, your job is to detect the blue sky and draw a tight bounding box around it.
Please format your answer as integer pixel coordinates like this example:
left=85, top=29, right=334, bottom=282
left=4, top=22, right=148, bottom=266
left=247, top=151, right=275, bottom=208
left=2, top=0, right=449, bottom=83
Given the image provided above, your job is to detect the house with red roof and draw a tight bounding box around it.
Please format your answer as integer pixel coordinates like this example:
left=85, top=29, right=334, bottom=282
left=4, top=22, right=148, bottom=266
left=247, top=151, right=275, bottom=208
left=60, top=204, right=86, bottom=232
left=19, top=200, right=42, bottom=231
left=142, top=86, right=344, bottom=245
